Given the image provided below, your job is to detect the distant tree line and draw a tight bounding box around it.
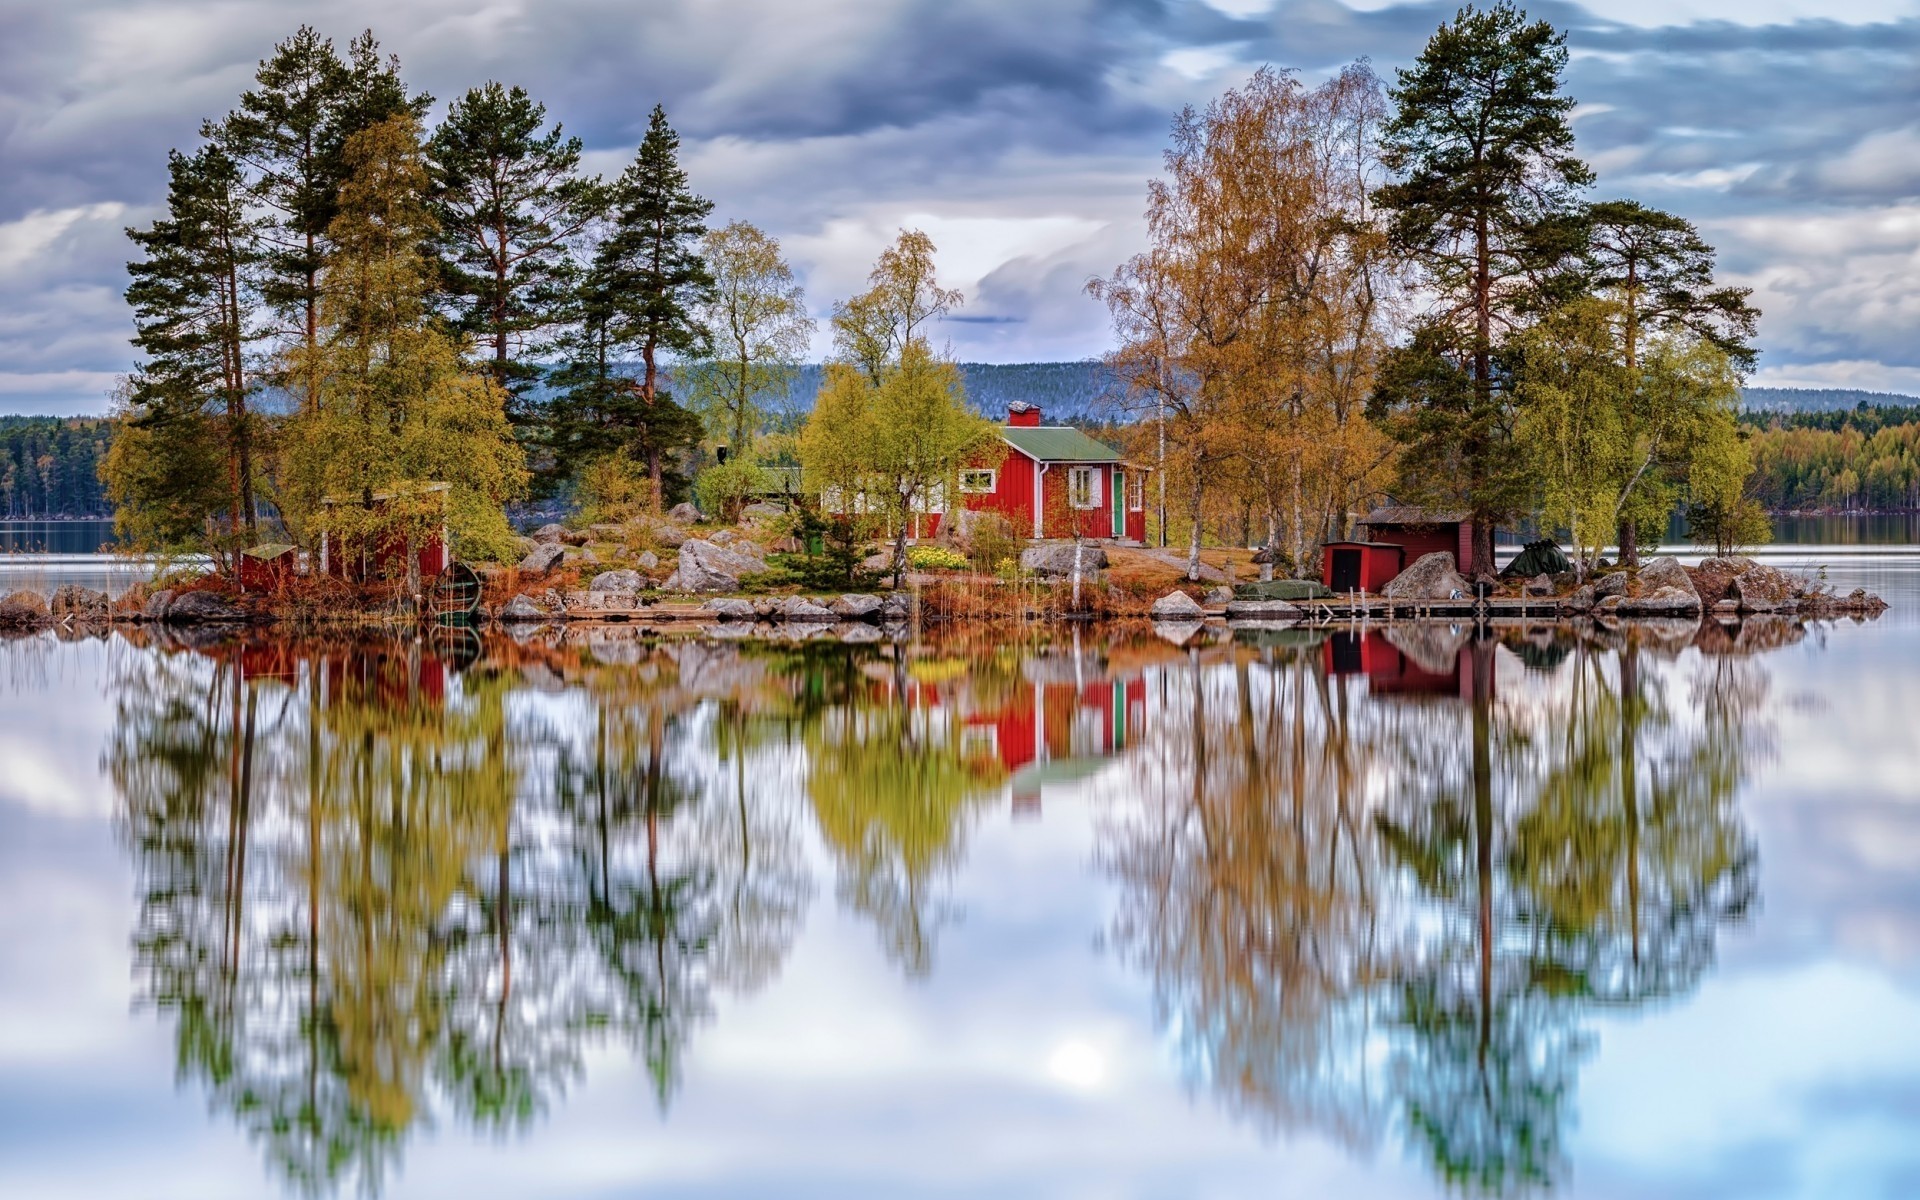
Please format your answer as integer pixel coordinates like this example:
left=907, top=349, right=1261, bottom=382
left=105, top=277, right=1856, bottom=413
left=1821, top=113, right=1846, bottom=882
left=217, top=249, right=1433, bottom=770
left=1741, top=405, right=1920, bottom=511
left=0, top=417, right=112, bottom=518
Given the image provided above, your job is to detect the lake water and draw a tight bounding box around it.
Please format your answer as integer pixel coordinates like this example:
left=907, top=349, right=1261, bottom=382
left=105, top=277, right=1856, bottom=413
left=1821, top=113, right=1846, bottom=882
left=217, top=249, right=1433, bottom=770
left=1, top=545, right=1919, bottom=1199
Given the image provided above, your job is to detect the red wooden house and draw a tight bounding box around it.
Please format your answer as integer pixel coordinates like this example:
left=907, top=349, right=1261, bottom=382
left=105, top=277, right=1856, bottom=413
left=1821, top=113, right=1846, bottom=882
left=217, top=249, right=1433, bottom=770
left=960, top=403, right=1150, bottom=542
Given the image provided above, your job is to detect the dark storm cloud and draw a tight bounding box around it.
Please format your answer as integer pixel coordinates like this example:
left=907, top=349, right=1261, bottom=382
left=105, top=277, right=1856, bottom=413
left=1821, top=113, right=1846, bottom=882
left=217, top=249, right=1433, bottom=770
left=3, top=0, right=1919, bottom=413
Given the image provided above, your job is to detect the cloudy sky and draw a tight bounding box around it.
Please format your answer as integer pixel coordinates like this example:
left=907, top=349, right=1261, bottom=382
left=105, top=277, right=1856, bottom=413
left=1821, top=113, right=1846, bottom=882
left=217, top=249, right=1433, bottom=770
left=2, top=0, right=1918, bottom=416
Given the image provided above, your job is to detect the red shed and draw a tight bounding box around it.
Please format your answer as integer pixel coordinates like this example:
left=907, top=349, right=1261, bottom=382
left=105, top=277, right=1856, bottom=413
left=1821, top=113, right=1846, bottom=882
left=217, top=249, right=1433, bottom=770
left=237, top=543, right=296, bottom=592
left=1322, top=541, right=1404, bottom=594
left=1354, top=507, right=1481, bottom=573
left=319, top=482, right=452, bottom=585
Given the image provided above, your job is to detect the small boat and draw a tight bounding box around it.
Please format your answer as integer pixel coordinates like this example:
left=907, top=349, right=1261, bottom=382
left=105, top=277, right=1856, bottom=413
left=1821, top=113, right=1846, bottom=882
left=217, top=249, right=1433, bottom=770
left=432, top=561, right=484, bottom=621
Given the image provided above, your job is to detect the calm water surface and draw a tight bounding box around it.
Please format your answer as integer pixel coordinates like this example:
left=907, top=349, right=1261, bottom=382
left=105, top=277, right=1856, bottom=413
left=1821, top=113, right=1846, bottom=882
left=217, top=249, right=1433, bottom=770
left=1, top=551, right=1918, bottom=1199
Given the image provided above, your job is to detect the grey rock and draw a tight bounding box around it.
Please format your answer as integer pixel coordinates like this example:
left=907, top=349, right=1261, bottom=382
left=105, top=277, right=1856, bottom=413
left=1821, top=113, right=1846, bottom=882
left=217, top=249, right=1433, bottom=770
left=499, top=595, right=547, bottom=622
left=668, top=502, right=702, bottom=524
left=1019, top=543, right=1110, bottom=577
left=1224, top=599, right=1305, bottom=621
left=703, top=598, right=757, bottom=621
left=1638, top=556, right=1698, bottom=603
left=590, top=569, right=643, bottom=594
left=1150, top=590, right=1206, bottom=619
left=781, top=596, right=838, bottom=621
left=519, top=542, right=567, bottom=575
left=49, top=585, right=110, bottom=618
left=832, top=593, right=884, bottom=619
left=1382, top=552, right=1470, bottom=601
left=166, top=590, right=247, bottom=624
left=675, top=538, right=770, bottom=593
left=1617, top=585, right=1702, bottom=616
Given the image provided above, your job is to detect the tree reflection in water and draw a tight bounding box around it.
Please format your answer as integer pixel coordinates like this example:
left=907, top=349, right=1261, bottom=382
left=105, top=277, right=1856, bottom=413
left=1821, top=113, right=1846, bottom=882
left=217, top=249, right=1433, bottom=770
left=104, top=620, right=1781, bottom=1197
left=1101, top=623, right=1770, bottom=1194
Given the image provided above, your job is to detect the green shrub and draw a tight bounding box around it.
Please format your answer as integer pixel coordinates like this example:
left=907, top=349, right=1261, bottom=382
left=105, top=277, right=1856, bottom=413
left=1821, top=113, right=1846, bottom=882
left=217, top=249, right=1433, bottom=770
left=693, top=460, right=770, bottom=524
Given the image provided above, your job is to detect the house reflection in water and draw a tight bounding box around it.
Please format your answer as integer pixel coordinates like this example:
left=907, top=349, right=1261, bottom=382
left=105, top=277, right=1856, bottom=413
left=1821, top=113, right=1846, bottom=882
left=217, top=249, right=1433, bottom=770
left=1323, top=627, right=1489, bottom=702
left=897, top=650, right=1149, bottom=815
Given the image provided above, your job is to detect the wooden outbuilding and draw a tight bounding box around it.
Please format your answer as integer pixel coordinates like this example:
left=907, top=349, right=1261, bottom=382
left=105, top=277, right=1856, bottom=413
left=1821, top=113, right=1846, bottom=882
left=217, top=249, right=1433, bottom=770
left=1321, top=541, right=1405, bottom=594
left=1354, top=507, right=1483, bottom=572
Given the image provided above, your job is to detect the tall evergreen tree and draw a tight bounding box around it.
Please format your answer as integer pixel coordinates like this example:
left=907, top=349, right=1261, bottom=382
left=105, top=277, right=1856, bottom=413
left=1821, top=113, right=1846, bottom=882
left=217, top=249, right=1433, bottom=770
left=599, top=105, right=714, bottom=509
left=428, top=82, right=604, bottom=416
left=1374, top=2, right=1592, bottom=575
left=208, top=27, right=428, bottom=411
left=108, top=145, right=261, bottom=555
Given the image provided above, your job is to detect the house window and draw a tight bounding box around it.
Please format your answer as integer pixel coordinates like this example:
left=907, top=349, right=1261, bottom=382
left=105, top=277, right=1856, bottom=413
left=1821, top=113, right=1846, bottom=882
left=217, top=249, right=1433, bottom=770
left=960, top=469, right=997, bottom=494
left=1068, top=465, right=1101, bottom=509
left=1128, top=473, right=1145, bottom=511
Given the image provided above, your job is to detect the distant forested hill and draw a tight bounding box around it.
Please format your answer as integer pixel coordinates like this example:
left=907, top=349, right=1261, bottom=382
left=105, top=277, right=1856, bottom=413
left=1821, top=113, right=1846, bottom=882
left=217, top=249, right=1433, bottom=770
left=673, top=367, right=1920, bottom=422
left=1739, top=387, right=1920, bottom=413
left=0, top=416, right=112, bottom=518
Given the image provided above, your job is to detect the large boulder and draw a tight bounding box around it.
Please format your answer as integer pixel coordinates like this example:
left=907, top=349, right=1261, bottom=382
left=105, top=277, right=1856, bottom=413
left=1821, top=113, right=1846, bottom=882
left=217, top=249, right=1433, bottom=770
left=1637, top=556, right=1698, bottom=603
left=49, top=585, right=110, bottom=619
left=499, top=594, right=548, bottom=622
left=519, top=542, right=567, bottom=575
left=780, top=596, right=838, bottom=622
left=1382, top=552, right=1469, bottom=601
left=673, top=538, right=770, bottom=593
left=832, top=593, right=884, bottom=620
left=590, top=569, right=643, bottom=595
left=703, top=597, right=757, bottom=621
left=642, top=520, right=689, bottom=549
left=1617, top=586, right=1702, bottom=616
left=166, top=590, right=247, bottom=624
left=0, top=590, right=51, bottom=629
left=1150, top=590, right=1205, bottom=619
left=1725, top=560, right=1797, bottom=612
left=668, top=502, right=703, bottom=524
left=1019, top=543, right=1109, bottom=577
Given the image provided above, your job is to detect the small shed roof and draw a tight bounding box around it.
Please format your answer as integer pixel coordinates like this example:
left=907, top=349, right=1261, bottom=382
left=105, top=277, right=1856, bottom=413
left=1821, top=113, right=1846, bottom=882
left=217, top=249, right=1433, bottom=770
left=1358, top=506, right=1469, bottom=527
left=1000, top=425, right=1122, bottom=463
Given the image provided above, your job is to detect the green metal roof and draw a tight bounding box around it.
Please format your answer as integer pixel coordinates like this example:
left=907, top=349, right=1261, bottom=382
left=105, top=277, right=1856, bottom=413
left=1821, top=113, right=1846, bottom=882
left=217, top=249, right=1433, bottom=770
left=999, top=425, right=1122, bottom=463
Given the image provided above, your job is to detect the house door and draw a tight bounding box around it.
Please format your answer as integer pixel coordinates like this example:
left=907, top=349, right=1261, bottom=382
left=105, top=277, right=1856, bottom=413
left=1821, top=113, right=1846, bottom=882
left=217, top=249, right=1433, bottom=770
left=1111, top=469, right=1124, bottom=538
left=1329, top=547, right=1363, bottom=592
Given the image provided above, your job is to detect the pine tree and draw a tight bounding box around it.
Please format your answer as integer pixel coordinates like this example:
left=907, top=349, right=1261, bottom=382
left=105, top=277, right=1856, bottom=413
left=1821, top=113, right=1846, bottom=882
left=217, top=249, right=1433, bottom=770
left=599, top=105, right=714, bottom=509
left=208, top=27, right=428, bottom=411
left=281, top=115, right=527, bottom=576
left=1375, top=2, right=1592, bottom=575
left=108, top=145, right=261, bottom=555
left=428, top=82, right=604, bottom=417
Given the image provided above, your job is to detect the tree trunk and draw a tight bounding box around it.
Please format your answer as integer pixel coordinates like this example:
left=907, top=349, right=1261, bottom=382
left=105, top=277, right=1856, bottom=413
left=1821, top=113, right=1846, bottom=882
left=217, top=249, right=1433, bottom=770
left=1186, top=472, right=1204, bottom=582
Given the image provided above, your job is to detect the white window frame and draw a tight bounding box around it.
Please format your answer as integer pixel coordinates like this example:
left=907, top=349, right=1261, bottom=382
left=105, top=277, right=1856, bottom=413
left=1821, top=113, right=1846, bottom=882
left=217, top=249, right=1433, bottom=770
left=959, top=468, right=997, bottom=494
left=1068, top=465, right=1101, bottom=510
left=1128, top=473, right=1145, bottom=512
